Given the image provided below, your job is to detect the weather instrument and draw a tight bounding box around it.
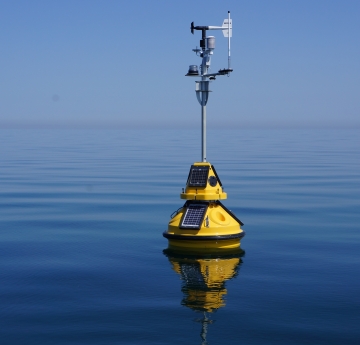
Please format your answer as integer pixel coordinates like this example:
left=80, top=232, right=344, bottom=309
left=163, top=12, right=245, bottom=251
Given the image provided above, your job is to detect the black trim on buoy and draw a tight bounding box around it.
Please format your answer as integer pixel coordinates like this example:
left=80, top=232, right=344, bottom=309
left=162, top=231, right=245, bottom=241
left=211, top=165, right=223, bottom=187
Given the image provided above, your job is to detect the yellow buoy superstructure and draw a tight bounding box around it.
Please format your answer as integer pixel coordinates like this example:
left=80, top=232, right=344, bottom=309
left=163, top=162, right=245, bottom=249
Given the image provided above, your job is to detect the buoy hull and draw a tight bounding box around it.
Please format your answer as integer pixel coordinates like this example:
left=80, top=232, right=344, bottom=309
left=164, top=200, right=244, bottom=250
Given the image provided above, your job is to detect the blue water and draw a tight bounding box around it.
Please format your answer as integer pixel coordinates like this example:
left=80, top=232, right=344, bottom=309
left=0, top=129, right=359, bottom=344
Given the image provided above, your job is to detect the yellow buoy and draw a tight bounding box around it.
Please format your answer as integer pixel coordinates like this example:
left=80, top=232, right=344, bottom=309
left=164, top=12, right=245, bottom=250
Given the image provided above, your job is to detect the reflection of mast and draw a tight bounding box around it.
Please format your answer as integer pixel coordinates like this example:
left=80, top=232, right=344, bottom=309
left=196, top=311, right=213, bottom=345
left=163, top=248, right=244, bottom=344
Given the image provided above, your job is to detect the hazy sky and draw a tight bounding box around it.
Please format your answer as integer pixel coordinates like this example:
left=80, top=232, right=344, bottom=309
left=0, top=0, right=359, bottom=129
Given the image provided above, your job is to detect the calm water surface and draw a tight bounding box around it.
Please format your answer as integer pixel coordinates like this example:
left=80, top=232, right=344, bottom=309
left=0, top=129, right=359, bottom=344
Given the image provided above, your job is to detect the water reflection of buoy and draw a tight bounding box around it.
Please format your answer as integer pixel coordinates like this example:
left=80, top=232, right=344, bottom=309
left=164, top=248, right=243, bottom=312
left=164, top=248, right=244, bottom=344
left=162, top=12, right=245, bottom=250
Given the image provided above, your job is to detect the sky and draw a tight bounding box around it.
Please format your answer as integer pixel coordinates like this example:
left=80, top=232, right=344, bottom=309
left=0, top=0, right=359, bottom=129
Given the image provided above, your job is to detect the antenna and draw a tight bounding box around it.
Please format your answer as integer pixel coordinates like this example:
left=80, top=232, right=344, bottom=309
left=185, top=12, right=233, bottom=162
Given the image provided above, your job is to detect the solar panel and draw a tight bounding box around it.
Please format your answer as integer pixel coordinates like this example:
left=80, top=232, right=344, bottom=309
left=180, top=203, right=208, bottom=229
left=187, top=165, right=209, bottom=187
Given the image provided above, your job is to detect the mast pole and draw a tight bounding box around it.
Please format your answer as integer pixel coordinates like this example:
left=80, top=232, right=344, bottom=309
left=202, top=102, right=206, bottom=162
left=228, top=11, right=231, bottom=69
left=201, top=31, right=208, bottom=163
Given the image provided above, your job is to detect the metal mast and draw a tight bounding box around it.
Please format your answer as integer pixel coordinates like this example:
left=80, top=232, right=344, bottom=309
left=186, top=11, right=233, bottom=162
